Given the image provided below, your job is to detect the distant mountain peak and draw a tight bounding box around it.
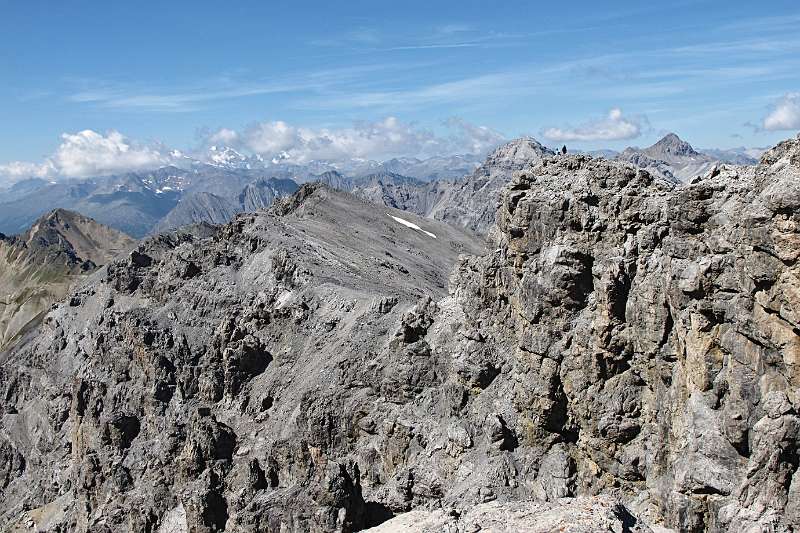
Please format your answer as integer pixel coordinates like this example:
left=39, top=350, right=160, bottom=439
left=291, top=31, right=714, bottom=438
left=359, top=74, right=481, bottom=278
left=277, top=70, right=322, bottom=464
left=494, top=136, right=549, bottom=153
left=648, top=133, right=699, bottom=157
left=24, top=208, right=135, bottom=265
left=206, top=146, right=255, bottom=169
left=482, top=137, right=554, bottom=172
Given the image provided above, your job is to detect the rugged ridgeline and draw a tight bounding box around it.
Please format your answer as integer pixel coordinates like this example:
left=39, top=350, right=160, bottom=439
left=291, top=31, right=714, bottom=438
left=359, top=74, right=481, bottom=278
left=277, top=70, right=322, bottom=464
left=1, top=137, right=799, bottom=532
left=0, top=209, right=135, bottom=351
left=314, top=171, right=444, bottom=216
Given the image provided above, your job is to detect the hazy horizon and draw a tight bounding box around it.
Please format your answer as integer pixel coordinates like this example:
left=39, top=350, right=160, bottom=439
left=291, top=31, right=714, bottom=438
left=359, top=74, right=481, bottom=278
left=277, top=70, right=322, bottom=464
left=2, top=0, right=799, bottom=182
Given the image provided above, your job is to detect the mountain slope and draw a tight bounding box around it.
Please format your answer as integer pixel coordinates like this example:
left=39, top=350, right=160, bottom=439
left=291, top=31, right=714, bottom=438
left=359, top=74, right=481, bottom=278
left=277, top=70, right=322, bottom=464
left=2, top=138, right=800, bottom=532
left=0, top=186, right=486, bottom=532
left=0, top=166, right=295, bottom=238
left=312, top=171, right=444, bottom=220
left=0, top=209, right=134, bottom=351
left=0, top=174, right=181, bottom=237
left=153, top=192, right=242, bottom=234
left=155, top=178, right=300, bottom=233
left=314, top=139, right=556, bottom=236
left=238, top=178, right=299, bottom=212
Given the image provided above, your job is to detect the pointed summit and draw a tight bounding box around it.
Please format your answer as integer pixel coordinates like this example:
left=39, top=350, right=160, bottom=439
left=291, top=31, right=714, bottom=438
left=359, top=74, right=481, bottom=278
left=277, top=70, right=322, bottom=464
left=0, top=210, right=134, bottom=350
left=25, top=208, right=136, bottom=265
left=646, top=133, right=699, bottom=158
left=617, top=133, right=716, bottom=182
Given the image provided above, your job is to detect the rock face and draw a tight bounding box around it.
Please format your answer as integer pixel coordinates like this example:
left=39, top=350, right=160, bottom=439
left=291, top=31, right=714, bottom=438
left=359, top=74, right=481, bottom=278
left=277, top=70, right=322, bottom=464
left=154, top=192, right=242, bottom=234
left=1, top=136, right=800, bottom=533
left=619, top=133, right=717, bottom=182
left=0, top=209, right=135, bottom=351
left=239, top=178, right=299, bottom=212
left=426, top=138, right=555, bottom=234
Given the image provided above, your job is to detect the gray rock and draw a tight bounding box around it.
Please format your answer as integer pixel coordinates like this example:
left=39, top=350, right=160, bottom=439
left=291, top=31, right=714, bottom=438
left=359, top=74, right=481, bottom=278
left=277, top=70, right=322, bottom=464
left=2, top=136, right=800, bottom=533
left=363, top=496, right=654, bottom=533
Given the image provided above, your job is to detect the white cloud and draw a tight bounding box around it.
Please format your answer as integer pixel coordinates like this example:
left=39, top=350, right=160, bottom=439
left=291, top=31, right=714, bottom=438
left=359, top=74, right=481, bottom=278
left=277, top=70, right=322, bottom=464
left=542, top=108, right=644, bottom=142
left=51, top=130, right=169, bottom=178
left=762, top=93, right=800, bottom=131
left=212, top=116, right=505, bottom=163
left=0, top=161, right=56, bottom=185
left=0, top=130, right=170, bottom=183
left=244, top=121, right=304, bottom=155
left=1, top=117, right=505, bottom=186
left=207, top=127, right=240, bottom=146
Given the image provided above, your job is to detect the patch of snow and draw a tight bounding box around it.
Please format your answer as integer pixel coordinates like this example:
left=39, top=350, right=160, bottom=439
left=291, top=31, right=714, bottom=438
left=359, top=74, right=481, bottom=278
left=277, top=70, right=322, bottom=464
left=275, top=290, right=294, bottom=309
left=387, top=214, right=437, bottom=239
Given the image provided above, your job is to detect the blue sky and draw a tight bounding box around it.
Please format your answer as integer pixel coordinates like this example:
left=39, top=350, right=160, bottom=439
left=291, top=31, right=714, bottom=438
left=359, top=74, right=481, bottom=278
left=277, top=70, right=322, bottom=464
left=1, top=0, right=799, bottom=178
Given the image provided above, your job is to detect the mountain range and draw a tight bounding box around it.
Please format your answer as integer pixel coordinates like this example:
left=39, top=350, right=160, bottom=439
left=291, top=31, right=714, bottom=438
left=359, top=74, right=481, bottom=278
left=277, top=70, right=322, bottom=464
left=0, top=133, right=759, bottom=240
left=1, top=134, right=799, bottom=532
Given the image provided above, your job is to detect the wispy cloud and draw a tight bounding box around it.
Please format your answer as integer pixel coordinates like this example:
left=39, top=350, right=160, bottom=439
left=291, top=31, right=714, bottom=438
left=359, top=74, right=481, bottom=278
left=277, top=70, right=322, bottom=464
left=717, top=12, right=800, bottom=33
left=64, top=64, right=413, bottom=112
left=435, top=23, right=472, bottom=35
left=311, top=24, right=533, bottom=54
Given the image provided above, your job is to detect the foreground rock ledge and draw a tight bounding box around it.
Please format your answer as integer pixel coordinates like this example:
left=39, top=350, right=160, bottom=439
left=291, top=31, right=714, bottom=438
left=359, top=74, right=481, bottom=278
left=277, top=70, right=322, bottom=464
left=1, top=137, right=800, bottom=533
left=363, top=496, right=654, bottom=532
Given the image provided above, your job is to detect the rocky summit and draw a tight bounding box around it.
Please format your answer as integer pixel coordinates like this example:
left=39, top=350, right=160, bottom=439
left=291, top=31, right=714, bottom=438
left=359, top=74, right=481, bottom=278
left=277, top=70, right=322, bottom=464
left=1, top=137, right=800, bottom=533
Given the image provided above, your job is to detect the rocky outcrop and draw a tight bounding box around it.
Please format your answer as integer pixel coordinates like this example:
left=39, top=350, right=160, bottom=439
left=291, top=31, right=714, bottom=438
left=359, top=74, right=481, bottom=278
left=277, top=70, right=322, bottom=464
left=364, top=495, right=653, bottom=532
left=1, top=136, right=799, bottom=532
left=443, top=136, right=800, bottom=531
left=0, top=209, right=135, bottom=351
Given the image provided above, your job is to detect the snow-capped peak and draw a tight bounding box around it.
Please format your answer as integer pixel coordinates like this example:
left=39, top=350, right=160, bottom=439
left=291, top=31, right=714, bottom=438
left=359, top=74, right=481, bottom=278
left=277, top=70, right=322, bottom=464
left=206, top=146, right=253, bottom=169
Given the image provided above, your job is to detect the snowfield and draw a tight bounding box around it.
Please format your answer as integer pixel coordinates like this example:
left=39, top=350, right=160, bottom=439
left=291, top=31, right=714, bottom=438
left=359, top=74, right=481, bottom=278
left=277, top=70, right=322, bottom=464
left=387, top=213, right=437, bottom=238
